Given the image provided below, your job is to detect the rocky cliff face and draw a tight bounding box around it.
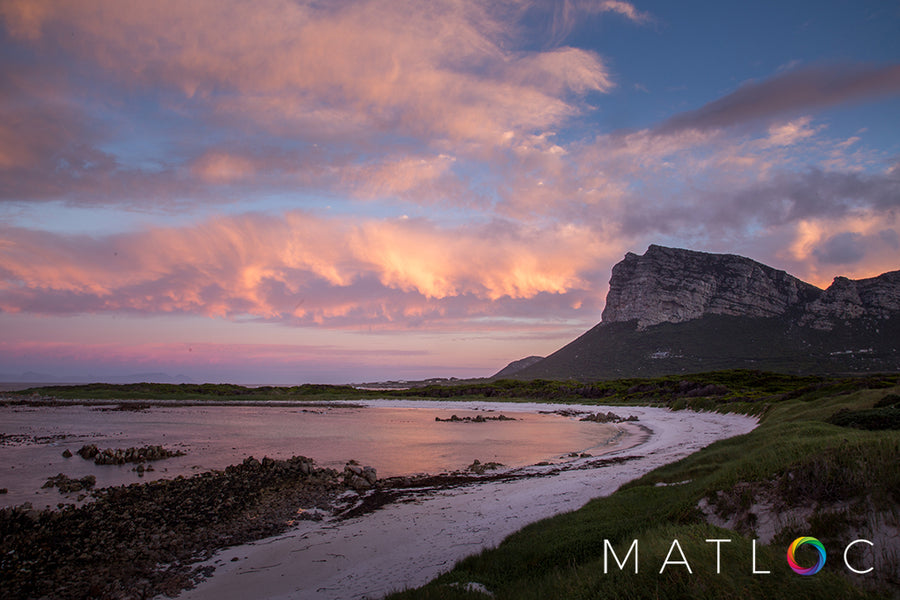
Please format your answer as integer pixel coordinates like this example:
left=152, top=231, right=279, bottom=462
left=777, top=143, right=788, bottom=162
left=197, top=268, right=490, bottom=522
left=601, top=245, right=822, bottom=329
left=801, top=271, right=900, bottom=330
left=601, top=245, right=900, bottom=331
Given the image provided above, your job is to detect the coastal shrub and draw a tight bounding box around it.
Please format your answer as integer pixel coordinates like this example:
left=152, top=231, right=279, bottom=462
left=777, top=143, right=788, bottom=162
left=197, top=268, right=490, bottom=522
left=874, top=393, right=900, bottom=408
left=827, top=407, right=900, bottom=430
left=17, top=370, right=899, bottom=407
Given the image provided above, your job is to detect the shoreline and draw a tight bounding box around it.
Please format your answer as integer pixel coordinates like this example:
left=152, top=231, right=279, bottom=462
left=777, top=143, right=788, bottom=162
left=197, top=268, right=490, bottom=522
left=176, top=402, right=757, bottom=600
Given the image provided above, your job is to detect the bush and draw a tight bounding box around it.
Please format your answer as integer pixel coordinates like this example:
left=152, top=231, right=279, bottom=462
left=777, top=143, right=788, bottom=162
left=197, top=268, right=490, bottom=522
left=827, top=407, right=900, bottom=430
left=874, top=393, right=900, bottom=408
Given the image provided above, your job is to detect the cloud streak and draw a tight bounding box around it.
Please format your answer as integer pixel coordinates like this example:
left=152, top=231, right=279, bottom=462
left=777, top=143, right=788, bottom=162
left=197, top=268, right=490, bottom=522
left=657, top=64, right=900, bottom=134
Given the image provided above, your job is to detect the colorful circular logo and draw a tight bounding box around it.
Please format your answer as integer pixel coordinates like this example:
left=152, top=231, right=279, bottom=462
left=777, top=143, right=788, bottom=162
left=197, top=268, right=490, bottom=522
left=787, top=536, right=827, bottom=575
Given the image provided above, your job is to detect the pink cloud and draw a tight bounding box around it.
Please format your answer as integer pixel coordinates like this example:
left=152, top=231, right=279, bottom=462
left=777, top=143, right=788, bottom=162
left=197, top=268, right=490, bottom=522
left=1, top=0, right=614, bottom=146
left=0, top=212, right=613, bottom=328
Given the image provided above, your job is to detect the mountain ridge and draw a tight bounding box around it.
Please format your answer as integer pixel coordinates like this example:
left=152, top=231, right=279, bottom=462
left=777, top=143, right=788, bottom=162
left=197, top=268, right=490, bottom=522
left=507, top=245, right=900, bottom=380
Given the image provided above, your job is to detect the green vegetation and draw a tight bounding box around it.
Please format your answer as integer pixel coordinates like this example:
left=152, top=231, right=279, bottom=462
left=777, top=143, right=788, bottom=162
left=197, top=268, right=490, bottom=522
left=382, top=373, right=900, bottom=600
left=827, top=407, right=900, bottom=431
left=12, top=370, right=899, bottom=414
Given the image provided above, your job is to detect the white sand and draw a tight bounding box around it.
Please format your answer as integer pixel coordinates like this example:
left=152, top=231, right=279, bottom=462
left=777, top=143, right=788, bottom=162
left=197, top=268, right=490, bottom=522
left=176, top=401, right=757, bottom=600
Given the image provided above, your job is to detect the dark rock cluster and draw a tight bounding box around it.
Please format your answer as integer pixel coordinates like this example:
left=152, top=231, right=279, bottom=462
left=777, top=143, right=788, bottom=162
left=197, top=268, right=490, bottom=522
left=343, top=462, right=378, bottom=490
left=0, top=455, right=368, bottom=600
left=41, top=474, right=96, bottom=494
left=435, top=414, right=516, bottom=422
left=74, top=443, right=185, bottom=465
left=579, top=411, right=639, bottom=423
left=466, top=459, right=504, bottom=474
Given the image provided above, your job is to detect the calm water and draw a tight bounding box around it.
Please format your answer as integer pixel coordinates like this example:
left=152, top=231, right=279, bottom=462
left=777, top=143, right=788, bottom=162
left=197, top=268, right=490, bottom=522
left=0, top=402, right=619, bottom=509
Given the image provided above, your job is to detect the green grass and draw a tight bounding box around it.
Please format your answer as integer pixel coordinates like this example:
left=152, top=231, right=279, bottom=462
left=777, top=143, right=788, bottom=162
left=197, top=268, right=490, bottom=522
left=14, top=370, right=897, bottom=411
left=385, top=376, right=900, bottom=600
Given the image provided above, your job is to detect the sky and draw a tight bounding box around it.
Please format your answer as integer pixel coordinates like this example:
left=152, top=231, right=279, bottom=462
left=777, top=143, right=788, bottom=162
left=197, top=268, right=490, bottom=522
left=1, top=0, right=899, bottom=384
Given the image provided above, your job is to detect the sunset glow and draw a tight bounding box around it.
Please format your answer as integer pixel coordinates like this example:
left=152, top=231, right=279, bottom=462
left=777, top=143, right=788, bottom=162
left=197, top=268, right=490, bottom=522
left=1, top=0, right=898, bottom=383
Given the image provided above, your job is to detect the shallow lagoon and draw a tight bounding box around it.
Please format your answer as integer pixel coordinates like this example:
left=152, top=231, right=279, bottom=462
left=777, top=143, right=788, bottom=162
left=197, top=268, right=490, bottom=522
left=0, top=401, right=619, bottom=509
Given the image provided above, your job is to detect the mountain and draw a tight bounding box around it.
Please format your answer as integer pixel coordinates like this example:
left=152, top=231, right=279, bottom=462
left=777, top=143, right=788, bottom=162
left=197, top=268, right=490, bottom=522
left=492, top=356, right=544, bottom=379
left=510, top=245, right=900, bottom=380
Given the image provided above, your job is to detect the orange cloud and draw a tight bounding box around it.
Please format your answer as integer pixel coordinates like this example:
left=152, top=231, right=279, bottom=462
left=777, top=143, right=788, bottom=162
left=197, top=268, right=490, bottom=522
left=0, top=212, right=614, bottom=327
left=784, top=212, right=900, bottom=287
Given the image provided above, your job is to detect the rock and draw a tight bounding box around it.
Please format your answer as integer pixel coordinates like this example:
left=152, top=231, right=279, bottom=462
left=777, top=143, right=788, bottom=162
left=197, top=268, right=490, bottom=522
left=800, top=271, right=900, bottom=330
left=346, top=475, right=371, bottom=490
left=62, top=449, right=73, bottom=458
left=76, top=443, right=182, bottom=465
left=42, top=474, right=96, bottom=493
left=466, top=459, right=504, bottom=474
left=601, top=245, right=900, bottom=332
left=77, top=444, right=99, bottom=460
left=362, top=466, right=377, bottom=485
left=342, top=463, right=376, bottom=489
left=435, top=414, right=518, bottom=423
left=579, top=411, right=638, bottom=423
left=601, top=245, right=822, bottom=330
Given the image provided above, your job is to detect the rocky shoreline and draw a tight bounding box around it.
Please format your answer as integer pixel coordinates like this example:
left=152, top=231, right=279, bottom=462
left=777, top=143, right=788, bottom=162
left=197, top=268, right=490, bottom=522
left=0, top=455, right=366, bottom=599
left=0, top=444, right=648, bottom=600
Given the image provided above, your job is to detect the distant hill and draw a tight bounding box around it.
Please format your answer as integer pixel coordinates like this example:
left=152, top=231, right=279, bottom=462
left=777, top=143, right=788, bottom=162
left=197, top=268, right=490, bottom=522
left=510, top=245, right=900, bottom=380
left=491, top=356, right=544, bottom=379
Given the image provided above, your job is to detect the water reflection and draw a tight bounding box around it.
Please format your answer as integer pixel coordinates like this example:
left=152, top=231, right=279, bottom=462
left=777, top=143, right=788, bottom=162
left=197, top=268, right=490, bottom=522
left=0, top=404, right=619, bottom=509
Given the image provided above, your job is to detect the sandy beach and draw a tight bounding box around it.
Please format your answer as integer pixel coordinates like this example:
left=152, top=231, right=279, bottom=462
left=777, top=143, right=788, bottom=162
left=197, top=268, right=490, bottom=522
left=177, top=401, right=758, bottom=600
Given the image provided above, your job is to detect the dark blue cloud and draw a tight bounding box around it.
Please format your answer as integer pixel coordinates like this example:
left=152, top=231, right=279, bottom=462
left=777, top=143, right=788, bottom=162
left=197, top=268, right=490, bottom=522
left=656, top=64, right=900, bottom=134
